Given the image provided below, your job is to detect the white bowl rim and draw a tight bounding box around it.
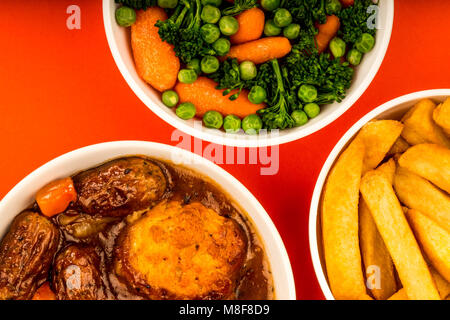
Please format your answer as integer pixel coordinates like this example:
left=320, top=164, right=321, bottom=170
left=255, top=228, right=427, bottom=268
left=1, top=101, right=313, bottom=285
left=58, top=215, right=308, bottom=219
left=102, top=0, right=394, bottom=148
left=308, top=89, right=450, bottom=300
left=0, top=140, right=296, bottom=300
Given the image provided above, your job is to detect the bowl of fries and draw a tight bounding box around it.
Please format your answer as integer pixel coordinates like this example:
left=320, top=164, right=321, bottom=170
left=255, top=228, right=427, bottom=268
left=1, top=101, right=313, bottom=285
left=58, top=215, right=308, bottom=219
left=309, top=89, right=450, bottom=300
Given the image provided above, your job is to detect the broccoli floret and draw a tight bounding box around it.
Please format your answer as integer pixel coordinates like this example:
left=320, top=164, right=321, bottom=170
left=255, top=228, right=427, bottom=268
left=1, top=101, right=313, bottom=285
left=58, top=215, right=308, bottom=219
left=115, top=0, right=157, bottom=9
left=281, top=0, right=326, bottom=51
left=156, top=0, right=213, bottom=63
left=338, top=0, right=378, bottom=44
left=286, top=45, right=354, bottom=104
left=258, top=59, right=295, bottom=130
left=209, top=59, right=245, bottom=100
left=209, top=58, right=264, bottom=100
left=222, top=0, right=258, bottom=16
left=283, top=0, right=326, bottom=29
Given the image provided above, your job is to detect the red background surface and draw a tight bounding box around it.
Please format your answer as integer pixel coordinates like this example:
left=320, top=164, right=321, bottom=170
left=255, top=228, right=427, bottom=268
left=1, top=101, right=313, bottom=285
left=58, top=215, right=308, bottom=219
left=0, top=1, right=449, bottom=300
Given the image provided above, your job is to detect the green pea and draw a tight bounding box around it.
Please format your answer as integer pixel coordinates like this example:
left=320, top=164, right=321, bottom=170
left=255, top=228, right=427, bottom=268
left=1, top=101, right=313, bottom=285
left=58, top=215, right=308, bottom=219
left=355, top=33, right=375, bottom=53
left=219, top=16, right=239, bottom=36
left=115, top=6, right=136, bottom=27
left=203, top=110, right=224, bottom=129
left=329, top=37, right=346, bottom=58
left=325, top=0, right=341, bottom=14
left=274, top=8, right=292, bottom=28
left=161, top=90, right=179, bottom=108
left=200, top=23, right=221, bottom=44
left=176, top=102, right=196, bottom=120
left=187, top=58, right=201, bottom=74
left=223, top=115, right=242, bottom=133
left=242, top=114, right=263, bottom=134
left=264, top=19, right=281, bottom=36
left=283, top=23, right=300, bottom=40
left=248, top=86, right=267, bottom=104
left=239, top=61, right=257, bottom=80
left=201, top=5, right=221, bottom=24
left=304, top=103, right=320, bottom=118
left=261, top=0, right=280, bottom=11
left=201, top=56, right=220, bottom=74
left=298, top=84, right=317, bottom=103
left=201, top=0, right=222, bottom=6
left=157, top=0, right=178, bottom=9
left=178, top=69, right=198, bottom=84
left=347, top=48, right=363, bottom=66
left=291, top=110, right=308, bottom=126
left=213, top=38, right=231, bottom=56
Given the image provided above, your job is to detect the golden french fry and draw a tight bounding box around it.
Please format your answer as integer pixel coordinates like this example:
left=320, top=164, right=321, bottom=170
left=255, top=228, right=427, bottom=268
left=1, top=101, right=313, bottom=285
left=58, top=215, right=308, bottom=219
left=322, top=138, right=367, bottom=300
left=433, top=98, right=450, bottom=136
left=387, top=137, right=410, bottom=156
left=360, top=170, right=440, bottom=300
left=356, top=120, right=404, bottom=173
left=388, top=288, right=408, bottom=300
left=430, top=267, right=450, bottom=299
left=376, top=158, right=396, bottom=185
left=394, top=167, right=450, bottom=233
left=401, top=99, right=450, bottom=148
left=360, top=197, right=397, bottom=300
left=406, top=209, right=450, bottom=283
left=398, top=143, right=450, bottom=194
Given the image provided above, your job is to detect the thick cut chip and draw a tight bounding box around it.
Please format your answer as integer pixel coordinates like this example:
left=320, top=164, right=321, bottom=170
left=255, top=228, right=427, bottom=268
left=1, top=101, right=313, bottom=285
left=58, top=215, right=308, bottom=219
left=394, top=167, right=450, bottom=233
left=433, top=98, right=450, bottom=136
left=430, top=267, right=450, bottom=299
left=406, top=209, right=450, bottom=283
left=376, top=158, right=396, bottom=185
left=401, top=99, right=450, bottom=148
left=355, top=120, right=404, bottom=173
left=388, top=288, right=408, bottom=300
left=360, top=170, right=440, bottom=300
left=398, top=143, right=450, bottom=193
left=360, top=197, right=397, bottom=300
left=321, top=138, right=367, bottom=300
left=387, top=137, right=410, bottom=156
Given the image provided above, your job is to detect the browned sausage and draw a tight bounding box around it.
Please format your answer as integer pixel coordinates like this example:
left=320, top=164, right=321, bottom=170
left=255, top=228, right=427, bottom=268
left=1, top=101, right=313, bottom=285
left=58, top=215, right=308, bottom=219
left=73, top=157, right=167, bottom=217
left=52, top=245, right=107, bottom=300
left=0, top=211, right=59, bottom=300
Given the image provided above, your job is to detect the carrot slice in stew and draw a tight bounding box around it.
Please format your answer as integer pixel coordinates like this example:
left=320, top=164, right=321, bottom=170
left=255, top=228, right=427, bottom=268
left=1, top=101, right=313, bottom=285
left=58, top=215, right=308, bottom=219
left=36, top=177, right=77, bottom=217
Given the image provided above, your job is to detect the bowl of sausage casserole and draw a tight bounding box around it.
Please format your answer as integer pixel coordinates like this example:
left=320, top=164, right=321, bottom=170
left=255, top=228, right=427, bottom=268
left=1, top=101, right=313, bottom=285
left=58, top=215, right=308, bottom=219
left=0, top=141, right=295, bottom=300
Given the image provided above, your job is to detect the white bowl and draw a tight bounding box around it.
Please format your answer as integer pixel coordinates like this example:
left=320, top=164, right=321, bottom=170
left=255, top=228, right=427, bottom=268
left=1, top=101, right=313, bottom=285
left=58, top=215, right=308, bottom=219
left=0, top=141, right=296, bottom=300
left=309, top=89, right=450, bottom=300
left=103, top=0, right=394, bottom=147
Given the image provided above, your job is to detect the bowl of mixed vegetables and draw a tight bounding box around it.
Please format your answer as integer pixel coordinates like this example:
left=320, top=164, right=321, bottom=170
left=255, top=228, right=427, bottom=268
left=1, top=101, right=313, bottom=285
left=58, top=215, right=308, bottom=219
left=103, top=0, right=393, bottom=147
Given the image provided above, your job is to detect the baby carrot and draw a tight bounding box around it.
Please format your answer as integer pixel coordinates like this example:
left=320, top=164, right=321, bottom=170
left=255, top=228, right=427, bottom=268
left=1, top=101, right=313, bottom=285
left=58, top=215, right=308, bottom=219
left=32, top=282, right=56, bottom=300
left=175, top=77, right=264, bottom=118
left=36, top=177, right=77, bottom=217
left=225, top=37, right=291, bottom=64
left=315, top=15, right=340, bottom=53
left=131, top=8, right=180, bottom=92
left=230, top=8, right=265, bottom=45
